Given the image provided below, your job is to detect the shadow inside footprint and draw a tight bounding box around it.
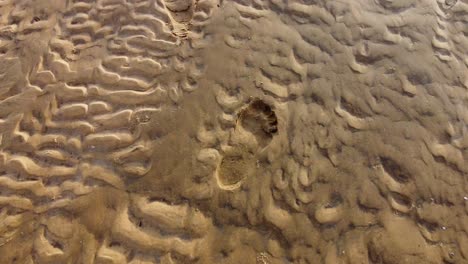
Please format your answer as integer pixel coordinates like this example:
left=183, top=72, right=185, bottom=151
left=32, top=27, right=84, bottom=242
left=237, top=98, right=278, bottom=148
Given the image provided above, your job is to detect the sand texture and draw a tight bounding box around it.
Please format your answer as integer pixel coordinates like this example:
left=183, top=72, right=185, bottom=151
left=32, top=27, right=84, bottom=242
left=0, top=0, right=468, bottom=263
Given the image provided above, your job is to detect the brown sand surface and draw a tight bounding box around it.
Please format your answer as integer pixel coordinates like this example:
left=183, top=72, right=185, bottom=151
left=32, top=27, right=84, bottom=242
left=0, top=0, right=467, bottom=263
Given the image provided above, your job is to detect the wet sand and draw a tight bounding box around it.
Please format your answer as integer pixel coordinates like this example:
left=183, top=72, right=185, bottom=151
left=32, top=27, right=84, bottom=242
left=0, top=0, right=467, bottom=263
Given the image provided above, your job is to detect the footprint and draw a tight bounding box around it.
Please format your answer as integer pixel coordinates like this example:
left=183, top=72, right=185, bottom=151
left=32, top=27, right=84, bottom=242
left=216, top=146, right=255, bottom=190
left=215, top=99, right=278, bottom=191
left=163, top=0, right=195, bottom=38
left=236, top=98, right=278, bottom=148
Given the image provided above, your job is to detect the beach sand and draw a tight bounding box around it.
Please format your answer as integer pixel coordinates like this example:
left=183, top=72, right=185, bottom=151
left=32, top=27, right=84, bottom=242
left=0, top=0, right=467, bottom=263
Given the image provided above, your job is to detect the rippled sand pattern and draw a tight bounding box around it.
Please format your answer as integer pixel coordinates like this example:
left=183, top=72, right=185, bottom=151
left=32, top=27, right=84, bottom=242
left=0, top=0, right=467, bottom=263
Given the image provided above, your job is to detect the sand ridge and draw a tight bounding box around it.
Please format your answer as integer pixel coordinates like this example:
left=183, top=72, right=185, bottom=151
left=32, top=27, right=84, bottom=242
left=0, top=0, right=467, bottom=263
